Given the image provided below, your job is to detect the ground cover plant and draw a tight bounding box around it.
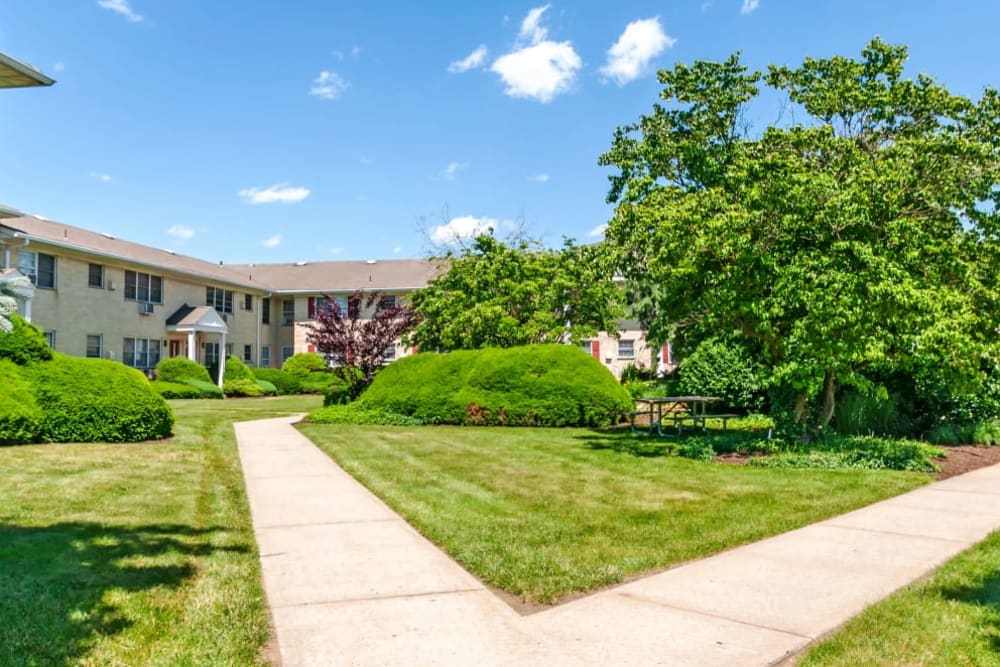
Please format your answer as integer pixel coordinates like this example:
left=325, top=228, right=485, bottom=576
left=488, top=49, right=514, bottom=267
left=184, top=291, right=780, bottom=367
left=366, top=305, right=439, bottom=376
left=0, top=395, right=322, bottom=665
left=298, top=422, right=927, bottom=604
left=801, top=528, right=1000, bottom=666
left=359, top=344, right=633, bottom=427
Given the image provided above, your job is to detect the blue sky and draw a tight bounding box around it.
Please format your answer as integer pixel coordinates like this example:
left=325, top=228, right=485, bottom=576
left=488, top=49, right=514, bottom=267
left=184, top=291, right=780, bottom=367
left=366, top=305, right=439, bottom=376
left=1, top=1, right=998, bottom=264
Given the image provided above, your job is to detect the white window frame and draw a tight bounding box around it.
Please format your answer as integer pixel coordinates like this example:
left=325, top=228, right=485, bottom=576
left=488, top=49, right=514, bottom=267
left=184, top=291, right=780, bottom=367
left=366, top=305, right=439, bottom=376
left=280, top=346, right=294, bottom=364
left=260, top=345, right=271, bottom=368
left=281, top=300, right=295, bottom=325
left=618, top=339, right=635, bottom=360
left=123, top=336, right=161, bottom=370
left=86, top=334, right=103, bottom=358
left=124, top=270, right=163, bottom=304
left=18, top=250, right=56, bottom=289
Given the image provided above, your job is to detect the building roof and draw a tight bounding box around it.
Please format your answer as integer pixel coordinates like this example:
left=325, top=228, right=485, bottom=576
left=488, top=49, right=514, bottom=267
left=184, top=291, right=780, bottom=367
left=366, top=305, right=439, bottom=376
left=0, top=204, right=25, bottom=219
left=230, top=259, right=443, bottom=293
left=0, top=51, right=54, bottom=88
left=166, top=304, right=228, bottom=333
left=0, top=215, right=267, bottom=290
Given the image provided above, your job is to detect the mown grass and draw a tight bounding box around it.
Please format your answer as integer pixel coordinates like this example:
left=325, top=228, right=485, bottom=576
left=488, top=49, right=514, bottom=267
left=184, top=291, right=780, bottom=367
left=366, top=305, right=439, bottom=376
left=298, top=424, right=929, bottom=604
left=0, top=395, right=321, bottom=666
left=801, top=528, right=1000, bottom=666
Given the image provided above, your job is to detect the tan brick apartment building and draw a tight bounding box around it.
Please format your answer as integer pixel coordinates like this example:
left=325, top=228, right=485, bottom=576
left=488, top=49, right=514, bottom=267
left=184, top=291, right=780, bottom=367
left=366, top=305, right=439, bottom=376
left=0, top=215, right=659, bottom=379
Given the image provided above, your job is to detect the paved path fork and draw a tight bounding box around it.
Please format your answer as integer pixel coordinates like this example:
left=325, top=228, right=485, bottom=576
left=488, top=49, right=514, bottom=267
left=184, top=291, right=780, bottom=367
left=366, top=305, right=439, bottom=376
left=235, top=416, right=1000, bottom=666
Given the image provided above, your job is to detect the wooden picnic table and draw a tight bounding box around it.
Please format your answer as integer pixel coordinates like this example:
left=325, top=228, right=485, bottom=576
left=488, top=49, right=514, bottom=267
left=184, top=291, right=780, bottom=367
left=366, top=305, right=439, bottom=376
left=630, top=396, right=736, bottom=436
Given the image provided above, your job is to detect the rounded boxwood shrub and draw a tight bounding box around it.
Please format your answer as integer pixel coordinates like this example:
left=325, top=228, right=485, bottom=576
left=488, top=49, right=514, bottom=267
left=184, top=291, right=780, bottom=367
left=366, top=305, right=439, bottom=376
left=223, top=377, right=264, bottom=397
left=0, top=314, right=53, bottom=366
left=300, top=372, right=346, bottom=394
left=678, top=337, right=765, bottom=412
left=360, top=344, right=634, bottom=427
left=155, top=356, right=212, bottom=384
left=222, top=355, right=253, bottom=382
left=0, top=359, right=43, bottom=444
left=180, top=378, right=224, bottom=398
left=253, top=368, right=302, bottom=395
left=282, top=352, right=327, bottom=378
left=25, top=353, right=173, bottom=442
left=255, top=379, right=277, bottom=395
left=151, top=381, right=204, bottom=399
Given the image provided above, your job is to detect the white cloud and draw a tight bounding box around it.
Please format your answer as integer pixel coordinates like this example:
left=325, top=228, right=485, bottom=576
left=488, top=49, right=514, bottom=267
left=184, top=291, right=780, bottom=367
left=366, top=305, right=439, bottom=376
left=448, top=45, right=489, bottom=73
left=167, top=224, right=194, bottom=240
left=392, top=246, right=403, bottom=255
left=519, top=5, right=551, bottom=44
left=600, top=18, right=675, bottom=85
left=491, top=5, right=580, bottom=103
left=491, top=42, right=581, bottom=103
left=53, top=62, right=65, bottom=73
left=430, top=215, right=497, bottom=245
left=309, top=71, right=349, bottom=100
left=262, top=235, right=282, bottom=248
left=741, top=0, right=760, bottom=14
left=329, top=246, right=344, bottom=255
left=530, top=173, right=550, bottom=183
left=587, top=223, right=608, bottom=238
left=239, top=184, right=311, bottom=205
left=97, top=0, right=143, bottom=22
left=441, top=161, right=468, bottom=181
left=90, top=172, right=111, bottom=183
left=351, top=45, right=362, bottom=57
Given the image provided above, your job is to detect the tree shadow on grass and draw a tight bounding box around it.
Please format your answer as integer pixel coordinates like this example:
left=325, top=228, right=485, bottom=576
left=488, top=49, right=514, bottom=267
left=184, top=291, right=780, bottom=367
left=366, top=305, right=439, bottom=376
left=574, top=430, right=676, bottom=458
left=0, top=522, right=247, bottom=666
left=937, top=569, right=1000, bottom=653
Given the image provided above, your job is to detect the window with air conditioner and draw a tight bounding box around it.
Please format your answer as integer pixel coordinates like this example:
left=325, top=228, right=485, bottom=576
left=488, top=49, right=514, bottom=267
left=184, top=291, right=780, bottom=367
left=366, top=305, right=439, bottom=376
left=125, top=270, right=163, bottom=304
left=206, top=286, right=234, bottom=314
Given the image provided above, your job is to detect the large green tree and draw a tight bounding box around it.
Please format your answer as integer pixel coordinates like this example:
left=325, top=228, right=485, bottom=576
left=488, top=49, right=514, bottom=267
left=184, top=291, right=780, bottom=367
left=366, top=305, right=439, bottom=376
left=409, top=235, right=623, bottom=351
left=600, top=39, right=1000, bottom=429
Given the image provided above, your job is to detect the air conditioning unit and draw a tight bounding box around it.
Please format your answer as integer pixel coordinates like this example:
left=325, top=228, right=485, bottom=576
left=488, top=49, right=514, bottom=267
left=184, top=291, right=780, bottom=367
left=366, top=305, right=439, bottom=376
left=139, top=302, right=155, bottom=315
left=107, top=280, right=117, bottom=291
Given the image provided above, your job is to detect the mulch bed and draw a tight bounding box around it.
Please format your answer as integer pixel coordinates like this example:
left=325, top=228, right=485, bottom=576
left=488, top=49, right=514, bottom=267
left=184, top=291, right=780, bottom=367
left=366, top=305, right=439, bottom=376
left=933, top=445, right=1000, bottom=479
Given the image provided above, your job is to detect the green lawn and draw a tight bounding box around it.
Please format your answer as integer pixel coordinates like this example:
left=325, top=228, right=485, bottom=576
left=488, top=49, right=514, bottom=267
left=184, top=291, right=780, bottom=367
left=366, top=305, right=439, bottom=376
left=0, top=395, right=321, bottom=667
left=801, top=529, right=1000, bottom=666
left=298, top=424, right=929, bottom=604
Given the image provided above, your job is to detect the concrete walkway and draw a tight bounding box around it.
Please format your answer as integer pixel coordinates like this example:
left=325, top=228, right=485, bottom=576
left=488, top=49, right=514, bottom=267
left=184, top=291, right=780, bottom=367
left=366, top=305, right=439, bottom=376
left=236, top=416, right=1000, bottom=666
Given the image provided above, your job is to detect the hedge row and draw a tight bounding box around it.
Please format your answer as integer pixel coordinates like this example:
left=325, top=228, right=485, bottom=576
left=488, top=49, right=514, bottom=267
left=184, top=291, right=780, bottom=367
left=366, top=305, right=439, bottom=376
left=0, top=359, right=44, bottom=444
left=359, top=344, right=634, bottom=427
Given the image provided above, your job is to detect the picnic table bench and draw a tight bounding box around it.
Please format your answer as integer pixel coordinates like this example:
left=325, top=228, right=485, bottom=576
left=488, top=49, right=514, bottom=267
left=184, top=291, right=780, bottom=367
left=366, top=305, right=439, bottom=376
left=629, top=396, right=740, bottom=436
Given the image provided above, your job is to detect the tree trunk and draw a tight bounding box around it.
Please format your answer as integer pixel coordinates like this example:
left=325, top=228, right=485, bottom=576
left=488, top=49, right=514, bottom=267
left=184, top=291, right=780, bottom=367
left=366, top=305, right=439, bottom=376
left=820, top=370, right=836, bottom=428
left=793, top=393, right=808, bottom=424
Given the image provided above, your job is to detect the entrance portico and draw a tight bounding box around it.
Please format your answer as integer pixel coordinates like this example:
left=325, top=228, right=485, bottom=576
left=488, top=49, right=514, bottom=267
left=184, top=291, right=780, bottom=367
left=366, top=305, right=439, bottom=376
left=166, top=304, right=229, bottom=387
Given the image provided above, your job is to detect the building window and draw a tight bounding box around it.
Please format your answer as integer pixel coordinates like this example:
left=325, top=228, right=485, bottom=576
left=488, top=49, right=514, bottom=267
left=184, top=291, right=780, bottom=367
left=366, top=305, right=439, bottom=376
left=281, top=300, right=295, bottom=325
left=86, top=334, right=103, bottom=358
left=261, top=298, right=270, bottom=324
left=335, top=296, right=349, bottom=314
left=43, top=330, right=55, bottom=349
left=618, top=339, right=635, bottom=360
left=243, top=344, right=253, bottom=364
left=18, top=251, right=56, bottom=289
left=204, top=342, right=220, bottom=368
left=123, top=337, right=161, bottom=370
left=378, top=295, right=397, bottom=312
left=88, top=263, right=104, bottom=288
left=260, top=345, right=270, bottom=368
left=281, top=346, right=294, bottom=364
left=382, top=344, right=397, bottom=362
left=206, top=286, right=234, bottom=314
left=124, top=270, right=163, bottom=303
left=243, top=294, right=253, bottom=311
left=225, top=343, right=233, bottom=357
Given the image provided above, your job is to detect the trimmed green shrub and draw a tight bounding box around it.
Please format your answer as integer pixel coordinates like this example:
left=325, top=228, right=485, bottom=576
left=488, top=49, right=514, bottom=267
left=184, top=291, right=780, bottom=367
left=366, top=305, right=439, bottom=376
left=179, top=378, right=224, bottom=398
left=255, top=379, right=277, bottom=395
left=753, top=435, right=943, bottom=472
left=361, top=344, right=634, bottom=427
left=154, top=356, right=212, bottom=384
left=0, top=359, right=42, bottom=444
left=323, top=385, right=350, bottom=406
left=677, top=337, right=765, bottom=412
left=222, top=355, right=253, bottom=381
left=309, top=404, right=424, bottom=426
left=223, top=378, right=263, bottom=397
left=151, top=381, right=204, bottom=399
left=301, top=372, right=347, bottom=394
left=252, top=368, right=302, bottom=395
left=24, top=353, right=173, bottom=442
left=0, top=314, right=52, bottom=365
left=282, top=352, right=328, bottom=378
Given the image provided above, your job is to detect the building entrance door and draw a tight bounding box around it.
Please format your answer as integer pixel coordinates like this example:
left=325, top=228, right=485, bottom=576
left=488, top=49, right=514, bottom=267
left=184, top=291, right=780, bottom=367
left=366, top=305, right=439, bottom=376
left=168, top=339, right=182, bottom=358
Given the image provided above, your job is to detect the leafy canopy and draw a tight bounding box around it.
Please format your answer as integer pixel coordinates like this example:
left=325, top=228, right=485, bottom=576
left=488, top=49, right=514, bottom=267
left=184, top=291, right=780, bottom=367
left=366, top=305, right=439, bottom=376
left=599, top=38, right=1000, bottom=428
left=409, top=235, right=623, bottom=351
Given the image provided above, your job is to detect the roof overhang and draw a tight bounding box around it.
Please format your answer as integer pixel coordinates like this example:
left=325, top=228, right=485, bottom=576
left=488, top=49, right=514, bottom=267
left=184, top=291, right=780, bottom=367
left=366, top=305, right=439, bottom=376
left=0, top=51, right=54, bottom=88
left=0, top=204, right=25, bottom=219
left=166, top=305, right=229, bottom=335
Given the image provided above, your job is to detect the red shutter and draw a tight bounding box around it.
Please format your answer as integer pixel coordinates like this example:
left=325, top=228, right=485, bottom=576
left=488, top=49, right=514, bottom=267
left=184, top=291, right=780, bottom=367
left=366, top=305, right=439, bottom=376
left=590, top=340, right=600, bottom=360
left=307, top=344, right=315, bottom=353
left=307, top=297, right=316, bottom=319
left=661, top=343, right=671, bottom=366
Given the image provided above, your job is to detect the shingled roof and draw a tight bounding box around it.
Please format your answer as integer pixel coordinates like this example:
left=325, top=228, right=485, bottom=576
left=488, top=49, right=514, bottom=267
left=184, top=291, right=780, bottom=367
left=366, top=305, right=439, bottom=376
left=230, top=259, right=443, bottom=293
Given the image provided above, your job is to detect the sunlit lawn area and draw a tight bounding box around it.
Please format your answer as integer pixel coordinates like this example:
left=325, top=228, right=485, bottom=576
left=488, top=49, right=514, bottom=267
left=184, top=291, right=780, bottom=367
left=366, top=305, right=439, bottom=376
left=0, top=395, right=321, bottom=666
left=801, top=528, right=1000, bottom=666
left=298, top=424, right=930, bottom=605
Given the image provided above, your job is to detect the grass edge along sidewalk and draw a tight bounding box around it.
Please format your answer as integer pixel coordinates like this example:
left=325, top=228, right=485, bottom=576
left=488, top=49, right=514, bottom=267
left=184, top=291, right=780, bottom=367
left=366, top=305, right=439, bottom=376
left=298, top=422, right=930, bottom=606
left=0, top=395, right=321, bottom=666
